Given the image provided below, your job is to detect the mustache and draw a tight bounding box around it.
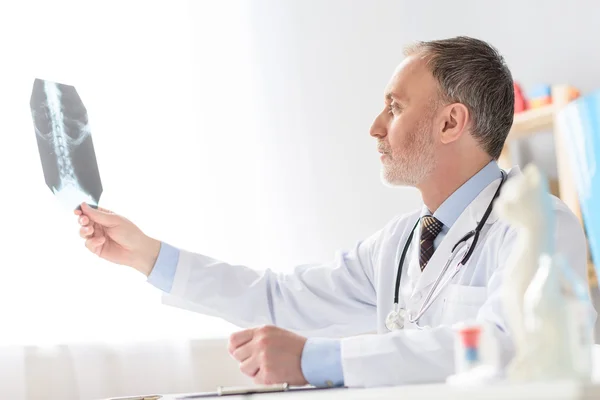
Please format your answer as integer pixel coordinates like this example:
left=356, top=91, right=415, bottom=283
left=377, top=142, right=390, bottom=154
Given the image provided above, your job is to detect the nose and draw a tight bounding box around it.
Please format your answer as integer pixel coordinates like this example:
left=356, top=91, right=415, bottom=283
left=369, top=110, right=387, bottom=139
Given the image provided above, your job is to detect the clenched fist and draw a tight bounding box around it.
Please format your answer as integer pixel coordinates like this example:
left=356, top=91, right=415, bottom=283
left=228, top=325, right=308, bottom=386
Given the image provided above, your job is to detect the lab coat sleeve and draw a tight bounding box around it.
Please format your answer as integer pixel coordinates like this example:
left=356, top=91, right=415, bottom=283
left=340, top=203, right=593, bottom=387
left=160, top=229, right=383, bottom=337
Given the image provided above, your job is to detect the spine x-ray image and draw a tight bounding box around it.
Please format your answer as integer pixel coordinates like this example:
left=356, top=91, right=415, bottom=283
left=30, top=78, right=102, bottom=210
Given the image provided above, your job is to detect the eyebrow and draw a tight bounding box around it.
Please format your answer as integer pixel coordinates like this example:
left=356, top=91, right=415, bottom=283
left=385, top=92, right=402, bottom=103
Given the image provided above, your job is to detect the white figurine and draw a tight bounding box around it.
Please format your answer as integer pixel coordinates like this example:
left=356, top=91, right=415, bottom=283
left=521, top=254, right=573, bottom=379
left=495, top=164, right=553, bottom=379
left=496, top=164, right=594, bottom=381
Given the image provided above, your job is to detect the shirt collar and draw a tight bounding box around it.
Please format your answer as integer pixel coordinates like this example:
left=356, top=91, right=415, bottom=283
left=421, top=161, right=502, bottom=228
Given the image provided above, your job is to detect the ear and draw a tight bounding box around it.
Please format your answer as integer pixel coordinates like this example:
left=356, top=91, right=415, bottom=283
left=439, top=103, right=469, bottom=144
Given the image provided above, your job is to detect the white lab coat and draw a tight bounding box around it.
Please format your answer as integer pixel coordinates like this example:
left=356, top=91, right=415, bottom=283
left=161, top=166, right=593, bottom=387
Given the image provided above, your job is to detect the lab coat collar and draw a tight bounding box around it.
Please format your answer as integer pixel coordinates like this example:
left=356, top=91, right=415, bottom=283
left=412, top=165, right=522, bottom=292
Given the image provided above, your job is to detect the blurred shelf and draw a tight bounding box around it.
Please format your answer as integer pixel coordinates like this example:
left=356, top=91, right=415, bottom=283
left=509, top=104, right=556, bottom=139
left=501, top=86, right=597, bottom=289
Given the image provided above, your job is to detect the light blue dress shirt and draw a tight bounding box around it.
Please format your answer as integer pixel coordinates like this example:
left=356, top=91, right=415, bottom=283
left=431, top=160, right=502, bottom=248
left=147, top=160, right=502, bottom=387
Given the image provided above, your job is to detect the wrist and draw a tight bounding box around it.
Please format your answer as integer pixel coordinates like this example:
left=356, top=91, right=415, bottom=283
left=301, top=338, right=344, bottom=387
left=133, top=236, right=161, bottom=277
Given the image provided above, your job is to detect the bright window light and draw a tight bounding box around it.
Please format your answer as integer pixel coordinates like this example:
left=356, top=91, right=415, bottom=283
left=0, top=0, right=261, bottom=345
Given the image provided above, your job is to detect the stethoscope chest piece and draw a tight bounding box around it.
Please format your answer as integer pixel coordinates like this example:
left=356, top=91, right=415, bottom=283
left=385, top=303, right=406, bottom=331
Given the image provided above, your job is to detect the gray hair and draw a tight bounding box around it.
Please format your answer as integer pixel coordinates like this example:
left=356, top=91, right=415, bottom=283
left=405, top=36, right=514, bottom=159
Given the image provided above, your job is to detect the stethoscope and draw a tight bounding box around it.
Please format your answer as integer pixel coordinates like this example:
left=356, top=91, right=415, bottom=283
left=385, top=171, right=507, bottom=331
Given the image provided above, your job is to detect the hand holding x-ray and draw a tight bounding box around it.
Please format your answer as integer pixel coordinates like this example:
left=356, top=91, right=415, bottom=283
left=75, top=203, right=161, bottom=276
left=30, top=78, right=161, bottom=274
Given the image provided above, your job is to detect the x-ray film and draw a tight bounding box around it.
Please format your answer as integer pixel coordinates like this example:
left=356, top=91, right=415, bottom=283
left=30, top=79, right=102, bottom=210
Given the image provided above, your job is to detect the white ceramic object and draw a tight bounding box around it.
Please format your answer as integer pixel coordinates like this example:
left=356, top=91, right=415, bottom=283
left=521, top=254, right=573, bottom=380
left=495, top=164, right=554, bottom=379
left=496, top=164, right=594, bottom=381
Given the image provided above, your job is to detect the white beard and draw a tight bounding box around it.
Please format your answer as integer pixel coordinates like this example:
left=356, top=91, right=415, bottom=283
left=380, top=126, right=436, bottom=187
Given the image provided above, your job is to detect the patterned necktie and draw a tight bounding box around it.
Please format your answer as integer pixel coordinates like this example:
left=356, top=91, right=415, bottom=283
left=419, top=215, right=444, bottom=271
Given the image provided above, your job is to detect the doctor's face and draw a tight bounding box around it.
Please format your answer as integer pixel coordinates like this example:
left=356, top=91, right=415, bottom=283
left=370, top=56, right=440, bottom=187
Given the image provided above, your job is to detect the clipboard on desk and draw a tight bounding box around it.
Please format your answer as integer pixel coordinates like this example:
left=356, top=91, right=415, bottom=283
left=178, top=383, right=343, bottom=398
left=108, top=383, right=344, bottom=400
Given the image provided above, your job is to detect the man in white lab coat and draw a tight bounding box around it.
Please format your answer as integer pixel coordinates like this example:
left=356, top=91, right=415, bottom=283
left=76, top=36, right=592, bottom=387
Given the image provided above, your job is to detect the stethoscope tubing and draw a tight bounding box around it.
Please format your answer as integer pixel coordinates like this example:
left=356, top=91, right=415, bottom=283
left=390, top=171, right=507, bottom=327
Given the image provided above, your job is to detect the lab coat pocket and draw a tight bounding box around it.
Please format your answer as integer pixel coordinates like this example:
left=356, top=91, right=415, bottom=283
left=440, top=284, right=487, bottom=325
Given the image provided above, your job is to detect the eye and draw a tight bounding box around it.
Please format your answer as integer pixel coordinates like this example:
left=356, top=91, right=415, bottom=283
left=388, top=102, right=401, bottom=115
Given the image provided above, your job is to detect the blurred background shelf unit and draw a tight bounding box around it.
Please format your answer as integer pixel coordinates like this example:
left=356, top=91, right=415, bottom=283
left=499, top=85, right=597, bottom=288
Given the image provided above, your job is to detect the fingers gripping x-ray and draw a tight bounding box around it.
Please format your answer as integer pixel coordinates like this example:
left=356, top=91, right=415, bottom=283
left=30, top=79, right=102, bottom=210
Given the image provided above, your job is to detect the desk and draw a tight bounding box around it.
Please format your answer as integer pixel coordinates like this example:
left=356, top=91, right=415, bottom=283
left=157, top=381, right=600, bottom=400
left=108, top=346, right=600, bottom=400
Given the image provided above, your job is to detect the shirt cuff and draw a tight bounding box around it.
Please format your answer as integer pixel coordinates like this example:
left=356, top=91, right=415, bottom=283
left=301, top=338, right=344, bottom=387
left=146, top=242, right=180, bottom=293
